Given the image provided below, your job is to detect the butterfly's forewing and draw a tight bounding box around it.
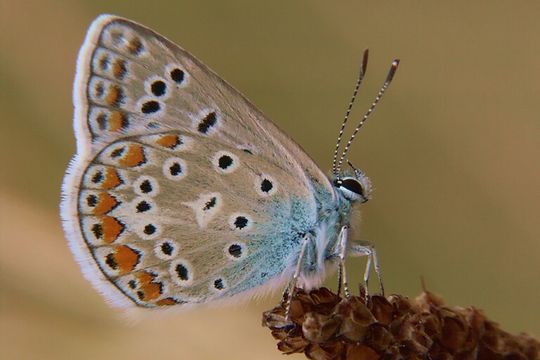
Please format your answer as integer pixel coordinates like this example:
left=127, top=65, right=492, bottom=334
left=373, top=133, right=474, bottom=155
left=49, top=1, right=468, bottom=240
left=62, top=15, right=336, bottom=308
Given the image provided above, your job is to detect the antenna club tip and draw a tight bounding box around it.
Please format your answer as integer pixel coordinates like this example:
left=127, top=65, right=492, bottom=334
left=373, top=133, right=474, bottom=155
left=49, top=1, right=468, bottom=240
left=385, top=59, right=400, bottom=83
left=360, top=49, right=370, bottom=73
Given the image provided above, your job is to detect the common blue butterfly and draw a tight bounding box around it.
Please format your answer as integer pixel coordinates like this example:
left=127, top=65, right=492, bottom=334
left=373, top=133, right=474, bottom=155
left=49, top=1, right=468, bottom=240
left=61, top=15, right=398, bottom=310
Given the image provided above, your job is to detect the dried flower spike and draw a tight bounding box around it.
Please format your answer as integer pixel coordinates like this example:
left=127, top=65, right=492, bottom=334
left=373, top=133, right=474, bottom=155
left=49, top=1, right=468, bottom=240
left=262, top=287, right=539, bottom=360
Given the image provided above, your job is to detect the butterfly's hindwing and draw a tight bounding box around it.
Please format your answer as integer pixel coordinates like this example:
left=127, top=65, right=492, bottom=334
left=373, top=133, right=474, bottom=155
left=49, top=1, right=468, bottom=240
left=77, top=131, right=322, bottom=306
left=63, top=15, right=337, bottom=308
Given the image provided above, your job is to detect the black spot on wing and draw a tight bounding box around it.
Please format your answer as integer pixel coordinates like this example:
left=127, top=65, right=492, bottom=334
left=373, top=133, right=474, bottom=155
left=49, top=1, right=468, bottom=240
left=213, top=278, right=224, bottom=290
left=198, top=112, right=217, bottom=134
left=136, top=200, right=151, bottom=213
left=161, top=242, right=174, bottom=256
left=151, top=80, right=167, bottom=96
left=169, top=162, right=182, bottom=176
left=203, top=197, right=217, bottom=211
left=175, top=264, right=189, bottom=281
left=228, top=244, right=243, bottom=258
left=143, top=224, right=156, bottom=235
left=170, top=68, right=185, bottom=84
left=141, top=101, right=160, bottom=114
left=91, top=223, right=103, bottom=239
left=139, top=180, right=152, bottom=193
left=218, top=155, right=233, bottom=169
left=105, top=253, right=118, bottom=270
left=234, top=216, right=248, bottom=229
left=261, top=179, right=273, bottom=193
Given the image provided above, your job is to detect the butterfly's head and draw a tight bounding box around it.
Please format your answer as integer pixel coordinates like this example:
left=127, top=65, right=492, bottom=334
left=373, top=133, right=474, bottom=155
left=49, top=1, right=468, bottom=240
left=333, top=166, right=372, bottom=204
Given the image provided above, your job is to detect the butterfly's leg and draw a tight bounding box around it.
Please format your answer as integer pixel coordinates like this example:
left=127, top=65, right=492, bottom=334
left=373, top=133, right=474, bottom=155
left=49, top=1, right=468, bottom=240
left=284, top=234, right=310, bottom=321
left=338, top=225, right=351, bottom=298
left=371, top=246, right=384, bottom=295
left=350, top=244, right=372, bottom=296
left=337, top=261, right=343, bottom=296
left=350, top=241, right=384, bottom=297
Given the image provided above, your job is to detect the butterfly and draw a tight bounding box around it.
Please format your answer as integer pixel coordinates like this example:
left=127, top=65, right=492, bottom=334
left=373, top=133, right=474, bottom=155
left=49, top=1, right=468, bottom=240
left=61, top=14, right=399, bottom=310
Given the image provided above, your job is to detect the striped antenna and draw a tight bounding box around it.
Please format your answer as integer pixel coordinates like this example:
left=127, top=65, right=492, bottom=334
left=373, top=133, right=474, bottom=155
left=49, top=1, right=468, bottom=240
left=347, top=160, right=359, bottom=173
left=332, top=49, right=369, bottom=177
left=335, top=59, right=400, bottom=175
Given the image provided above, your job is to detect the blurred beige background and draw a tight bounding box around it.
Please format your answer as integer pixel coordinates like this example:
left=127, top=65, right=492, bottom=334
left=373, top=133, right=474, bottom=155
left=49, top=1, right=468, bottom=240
left=1, top=1, right=539, bottom=359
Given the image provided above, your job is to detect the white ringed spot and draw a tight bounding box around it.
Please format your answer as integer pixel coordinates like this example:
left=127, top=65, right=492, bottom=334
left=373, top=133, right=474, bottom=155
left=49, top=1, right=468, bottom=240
left=137, top=96, right=165, bottom=117
left=162, top=157, right=187, bottom=181
left=169, top=259, right=194, bottom=286
left=228, top=213, right=252, bottom=231
left=183, top=192, right=222, bottom=229
left=190, top=109, right=220, bottom=135
left=165, top=63, right=189, bottom=87
left=154, top=239, right=179, bottom=260
left=212, top=151, right=239, bottom=174
left=131, top=196, right=157, bottom=215
left=255, top=174, right=278, bottom=197
left=135, top=220, right=162, bottom=240
left=210, top=277, right=227, bottom=292
left=144, top=75, right=172, bottom=100
left=225, top=242, right=248, bottom=261
left=133, top=176, right=160, bottom=197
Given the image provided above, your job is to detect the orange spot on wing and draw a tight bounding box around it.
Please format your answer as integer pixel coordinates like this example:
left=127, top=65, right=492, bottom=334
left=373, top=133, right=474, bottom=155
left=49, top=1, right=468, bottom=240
left=136, top=271, right=162, bottom=301
left=108, top=111, right=127, bottom=131
left=102, top=168, right=122, bottom=189
left=156, top=134, right=180, bottom=149
left=156, top=298, right=179, bottom=306
left=105, top=85, right=123, bottom=106
left=112, top=59, right=127, bottom=79
left=114, top=245, right=140, bottom=274
left=101, top=216, right=124, bottom=243
left=127, top=37, right=143, bottom=55
left=119, top=144, right=146, bottom=167
left=136, top=271, right=154, bottom=284
left=93, top=192, right=119, bottom=215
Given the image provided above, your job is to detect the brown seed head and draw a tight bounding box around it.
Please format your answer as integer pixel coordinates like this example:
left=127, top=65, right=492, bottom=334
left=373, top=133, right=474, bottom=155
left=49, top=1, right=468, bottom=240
left=262, top=287, right=539, bottom=359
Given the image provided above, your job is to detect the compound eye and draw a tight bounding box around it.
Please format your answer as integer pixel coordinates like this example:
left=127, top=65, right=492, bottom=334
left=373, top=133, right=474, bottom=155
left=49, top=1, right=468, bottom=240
left=341, top=178, right=364, bottom=197
left=337, top=177, right=368, bottom=202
